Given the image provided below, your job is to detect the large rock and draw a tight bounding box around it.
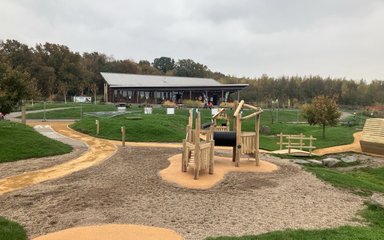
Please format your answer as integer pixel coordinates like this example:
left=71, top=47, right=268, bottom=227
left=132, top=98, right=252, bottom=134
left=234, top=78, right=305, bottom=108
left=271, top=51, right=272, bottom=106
left=322, top=157, right=341, bottom=167
left=293, top=159, right=310, bottom=164
left=308, top=159, right=322, bottom=165
left=260, top=125, right=271, bottom=134
left=340, top=155, right=358, bottom=163
left=371, top=193, right=384, bottom=208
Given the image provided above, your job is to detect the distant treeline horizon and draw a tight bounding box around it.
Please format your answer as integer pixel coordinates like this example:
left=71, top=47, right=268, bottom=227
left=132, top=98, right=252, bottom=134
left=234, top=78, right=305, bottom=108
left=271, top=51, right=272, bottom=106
left=1, top=39, right=383, bottom=107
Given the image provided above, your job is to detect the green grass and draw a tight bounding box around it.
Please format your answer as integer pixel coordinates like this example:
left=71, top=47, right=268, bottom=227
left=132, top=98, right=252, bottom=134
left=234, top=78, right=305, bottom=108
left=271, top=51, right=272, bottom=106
left=25, top=102, right=80, bottom=111
left=72, top=112, right=187, bottom=142
left=26, top=104, right=116, bottom=119
left=305, top=166, right=384, bottom=196
left=0, top=216, right=27, bottom=240
left=0, top=121, right=72, bottom=163
left=206, top=204, right=384, bottom=240
left=69, top=108, right=358, bottom=150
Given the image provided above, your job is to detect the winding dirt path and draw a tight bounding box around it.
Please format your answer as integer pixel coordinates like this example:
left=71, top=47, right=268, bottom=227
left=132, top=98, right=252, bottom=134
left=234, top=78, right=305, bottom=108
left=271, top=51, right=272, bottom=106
left=313, top=132, right=362, bottom=155
left=0, top=121, right=117, bottom=195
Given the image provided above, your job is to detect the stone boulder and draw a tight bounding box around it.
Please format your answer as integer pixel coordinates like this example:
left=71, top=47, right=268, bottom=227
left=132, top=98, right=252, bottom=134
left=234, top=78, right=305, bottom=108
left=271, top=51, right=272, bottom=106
left=371, top=193, right=384, bottom=208
left=322, top=157, right=341, bottom=167
left=260, top=125, right=271, bottom=135
left=308, top=159, right=322, bottom=165
left=341, top=155, right=358, bottom=163
left=293, top=159, right=310, bottom=164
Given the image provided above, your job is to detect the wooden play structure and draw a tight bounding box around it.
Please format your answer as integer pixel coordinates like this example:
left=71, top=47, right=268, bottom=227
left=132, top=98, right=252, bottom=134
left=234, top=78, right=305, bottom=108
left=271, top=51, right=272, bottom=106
left=182, top=101, right=263, bottom=179
left=182, top=110, right=215, bottom=179
left=360, top=118, right=384, bottom=155
left=232, top=100, right=263, bottom=167
left=211, top=108, right=230, bottom=131
left=276, top=133, right=316, bottom=156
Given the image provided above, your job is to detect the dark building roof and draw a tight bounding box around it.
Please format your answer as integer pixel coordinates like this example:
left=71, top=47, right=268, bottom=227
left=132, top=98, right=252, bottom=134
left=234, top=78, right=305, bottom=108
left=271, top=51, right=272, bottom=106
left=101, top=72, right=248, bottom=90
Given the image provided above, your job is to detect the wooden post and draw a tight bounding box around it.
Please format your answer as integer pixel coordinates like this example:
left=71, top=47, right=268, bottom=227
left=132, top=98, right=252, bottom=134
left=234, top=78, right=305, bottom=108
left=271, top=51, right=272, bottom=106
left=288, top=136, right=291, bottom=154
left=309, top=135, right=313, bottom=156
left=255, top=114, right=260, bottom=166
left=182, top=139, right=187, bottom=172
left=121, top=126, right=126, bottom=147
left=21, top=104, right=26, bottom=125
left=188, top=109, right=193, bottom=128
left=233, top=101, right=238, bottom=130
left=235, top=111, right=242, bottom=167
left=96, top=120, right=99, bottom=135
left=209, top=140, right=214, bottom=174
left=194, top=111, right=201, bottom=179
left=299, top=133, right=303, bottom=150
left=232, top=146, right=236, bottom=162
left=278, top=132, right=283, bottom=150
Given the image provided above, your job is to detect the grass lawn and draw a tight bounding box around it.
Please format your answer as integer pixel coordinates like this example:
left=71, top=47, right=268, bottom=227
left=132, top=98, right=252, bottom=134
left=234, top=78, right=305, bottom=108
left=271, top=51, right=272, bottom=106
left=0, top=216, right=27, bottom=240
left=205, top=204, right=384, bottom=240
left=0, top=121, right=72, bottom=163
left=70, top=107, right=359, bottom=150
left=305, top=166, right=384, bottom=196
left=25, top=103, right=116, bottom=119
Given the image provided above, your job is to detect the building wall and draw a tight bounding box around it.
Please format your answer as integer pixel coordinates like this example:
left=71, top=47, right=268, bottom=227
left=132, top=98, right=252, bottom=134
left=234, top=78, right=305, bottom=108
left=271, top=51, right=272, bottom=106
left=107, top=88, right=231, bottom=105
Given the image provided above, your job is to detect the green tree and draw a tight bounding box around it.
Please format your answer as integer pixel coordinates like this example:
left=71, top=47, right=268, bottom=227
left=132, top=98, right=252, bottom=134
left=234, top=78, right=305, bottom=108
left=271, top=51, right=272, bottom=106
left=0, top=62, right=30, bottom=114
left=138, top=60, right=162, bottom=75
left=302, top=95, right=341, bottom=138
left=153, top=57, right=175, bottom=73
left=175, top=59, right=209, bottom=78
left=36, top=42, right=85, bottom=102
left=82, top=52, right=109, bottom=103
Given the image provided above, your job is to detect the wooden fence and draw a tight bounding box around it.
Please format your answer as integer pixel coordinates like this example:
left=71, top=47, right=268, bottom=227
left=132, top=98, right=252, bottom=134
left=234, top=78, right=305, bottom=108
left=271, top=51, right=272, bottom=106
left=276, top=133, right=316, bottom=155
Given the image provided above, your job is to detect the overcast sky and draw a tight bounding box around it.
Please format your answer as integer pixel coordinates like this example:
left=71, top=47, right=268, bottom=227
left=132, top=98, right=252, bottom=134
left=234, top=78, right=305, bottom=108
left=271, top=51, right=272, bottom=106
left=1, top=0, right=384, bottom=81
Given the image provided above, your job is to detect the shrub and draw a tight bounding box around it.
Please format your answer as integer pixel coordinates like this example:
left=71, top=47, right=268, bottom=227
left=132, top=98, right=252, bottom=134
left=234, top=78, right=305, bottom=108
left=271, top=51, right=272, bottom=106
left=162, top=100, right=177, bottom=108
left=182, top=100, right=204, bottom=108
left=219, top=102, right=235, bottom=109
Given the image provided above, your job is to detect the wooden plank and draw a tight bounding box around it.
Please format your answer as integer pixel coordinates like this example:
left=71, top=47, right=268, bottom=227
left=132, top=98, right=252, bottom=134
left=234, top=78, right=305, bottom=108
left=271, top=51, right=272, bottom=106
left=241, top=112, right=257, bottom=120
left=233, top=100, right=245, bottom=117
left=212, top=108, right=225, bottom=119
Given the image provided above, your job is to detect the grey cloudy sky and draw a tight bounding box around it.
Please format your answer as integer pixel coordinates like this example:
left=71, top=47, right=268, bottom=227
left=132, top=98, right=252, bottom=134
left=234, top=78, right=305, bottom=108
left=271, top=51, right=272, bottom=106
left=1, top=0, right=384, bottom=81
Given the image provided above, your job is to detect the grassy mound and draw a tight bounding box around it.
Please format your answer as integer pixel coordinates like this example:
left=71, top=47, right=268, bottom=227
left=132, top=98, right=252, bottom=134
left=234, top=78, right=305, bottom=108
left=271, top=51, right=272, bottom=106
left=0, top=216, right=27, bottom=240
left=0, top=121, right=72, bottom=163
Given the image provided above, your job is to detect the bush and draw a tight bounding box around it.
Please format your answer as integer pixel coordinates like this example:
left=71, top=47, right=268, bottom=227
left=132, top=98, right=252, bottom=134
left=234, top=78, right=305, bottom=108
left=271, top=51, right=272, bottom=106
left=219, top=102, right=235, bottom=109
left=162, top=100, right=177, bottom=108
left=182, top=100, right=204, bottom=108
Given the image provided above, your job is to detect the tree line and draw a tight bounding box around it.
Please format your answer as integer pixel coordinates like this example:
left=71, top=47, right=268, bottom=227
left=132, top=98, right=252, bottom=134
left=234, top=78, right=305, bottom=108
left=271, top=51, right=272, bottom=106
left=1, top=39, right=383, bottom=114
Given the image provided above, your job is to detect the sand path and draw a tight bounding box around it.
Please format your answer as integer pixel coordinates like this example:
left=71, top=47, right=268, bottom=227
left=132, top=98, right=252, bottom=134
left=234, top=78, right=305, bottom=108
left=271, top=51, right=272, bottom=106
left=33, top=224, right=183, bottom=240
left=0, top=121, right=117, bottom=195
left=313, top=132, right=362, bottom=155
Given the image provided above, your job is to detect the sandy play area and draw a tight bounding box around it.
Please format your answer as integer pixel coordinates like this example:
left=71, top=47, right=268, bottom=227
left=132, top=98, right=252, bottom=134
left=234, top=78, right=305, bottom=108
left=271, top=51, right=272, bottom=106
left=0, top=137, right=366, bottom=240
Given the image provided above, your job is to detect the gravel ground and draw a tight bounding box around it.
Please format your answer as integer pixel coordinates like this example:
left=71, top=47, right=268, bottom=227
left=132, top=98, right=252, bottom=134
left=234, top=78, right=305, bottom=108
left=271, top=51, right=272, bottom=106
left=0, top=147, right=87, bottom=179
left=0, top=147, right=365, bottom=240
